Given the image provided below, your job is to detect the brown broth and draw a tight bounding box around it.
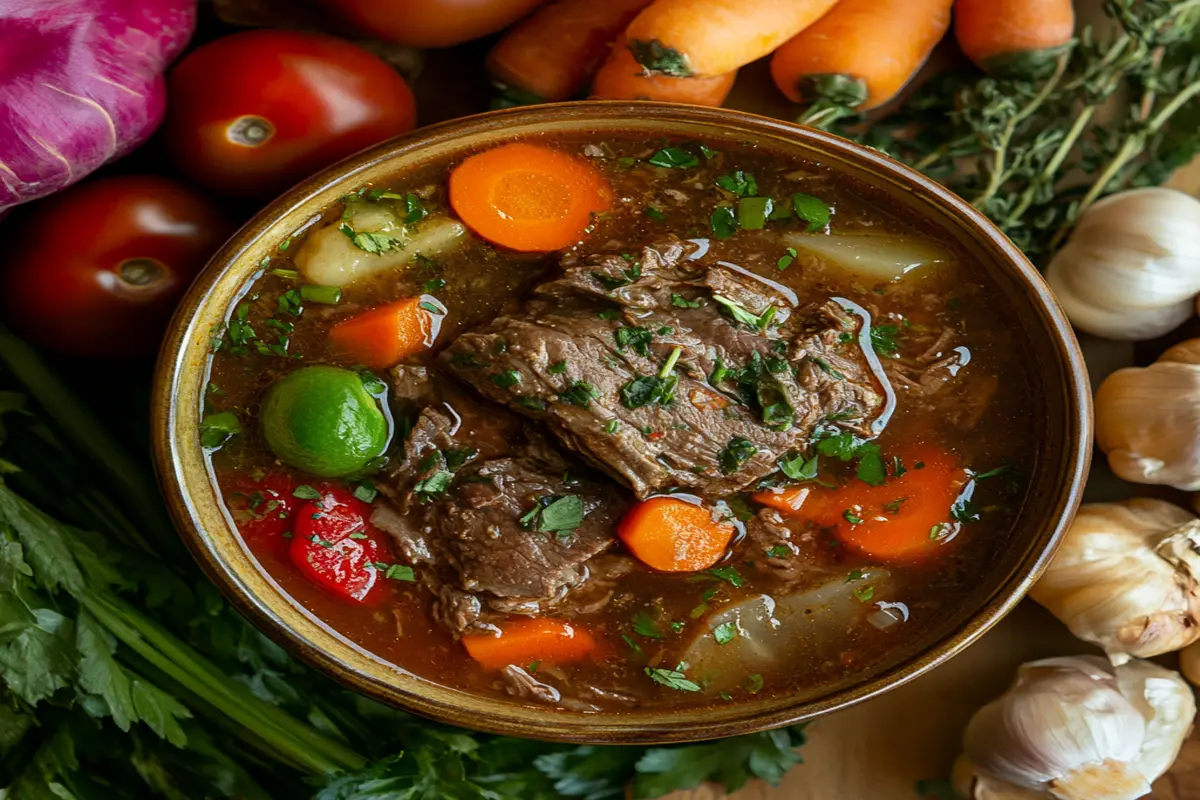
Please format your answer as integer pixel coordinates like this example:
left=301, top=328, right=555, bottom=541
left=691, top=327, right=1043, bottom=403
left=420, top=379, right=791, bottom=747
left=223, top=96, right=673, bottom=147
left=204, top=134, right=1037, bottom=712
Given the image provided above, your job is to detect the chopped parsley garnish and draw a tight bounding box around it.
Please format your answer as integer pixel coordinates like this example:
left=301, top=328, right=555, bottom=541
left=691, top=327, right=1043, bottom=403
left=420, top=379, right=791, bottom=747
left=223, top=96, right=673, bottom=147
left=519, top=495, right=585, bottom=538
left=413, top=470, right=453, bottom=500
left=292, top=484, right=322, bottom=500
left=777, top=247, right=798, bottom=270
left=699, top=144, right=717, bottom=159
left=791, top=193, right=832, bottom=232
left=778, top=451, right=819, bottom=482
left=645, top=666, right=701, bottom=692
left=718, top=436, right=758, bottom=474
left=706, top=566, right=744, bottom=587
left=951, top=496, right=981, bottom=523
left=712, top=294, right=774, bottom=330
left=882, top=497, right=908, bottom=515
left=853, top=585, right=875, bottom=603
left=353, top=481, right=378, bottom=503
left=930, top=523, right=949, bottom=540
left=645, top=206, right=667, bottom=222
left=712, top=622, right=738, bottom=645
left=648, top=147, right=699, bottom=169
left=715, top=170, right=758, bottom=197
left=199, top=412, right=241, bottom=450
left=494, top=337, right=508, bottom=354
left=619, top=346, right=682, bottom=410
left=423, top=277, right=446, bottom=293
left=814, top=431, right=887, bottom=486
left=632, top=611, right=666, bottom=639
left=597, top=308, right=620, bottom=321
left=514, top=396, right=549, bottom=411
left=604, top=419, right=619, bottom=434
left=843, top=509, right=864, bottom=525
left=489, top=370, right=522, bottom=389
left=711, top=205, right=738, bottom=239
left=559, top=381, right=599, bottom=407
left=766, top=545, right=792, bottom=558
left=384, top=564, right=417, bottom=582
left=277, top=289, right=302, bottom=317
left=846, top=569, right=866, bottom=583
left=809, top=356, right=845, bottom=380
left=745, top=674, right=764, bottom=694
left=401, top=193, right=426, bottom=224
left=671, top=293, right=703, bottom=308
left=548, top=360, right=569, bottom=374
left=870, top=324, right=901, bottom=358
left=614, top=326, right=653, bottom=357
left=528, top=660, right=541, bottom=673
left=443, top=448, right=478, bottom=471
left=338, top=223, right=404, bottom=254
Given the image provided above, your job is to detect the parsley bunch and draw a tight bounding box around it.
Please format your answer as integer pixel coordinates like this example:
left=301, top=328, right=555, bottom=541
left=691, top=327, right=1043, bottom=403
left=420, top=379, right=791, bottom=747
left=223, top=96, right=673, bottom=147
left=0, top=330, right=809, bottom=799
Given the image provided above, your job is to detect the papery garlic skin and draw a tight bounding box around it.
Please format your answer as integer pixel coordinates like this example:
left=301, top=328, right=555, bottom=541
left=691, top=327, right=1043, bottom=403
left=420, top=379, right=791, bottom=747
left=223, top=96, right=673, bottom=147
left=1045, top=187, right=1200, bottom=341
left=1030, top=500, right=1200, bottom=664
left=1096, top=341, right=1200, bottom=490
left=961, top=656, right=1195, bottom=800
left=1181, top=641, right=1200, bottom=687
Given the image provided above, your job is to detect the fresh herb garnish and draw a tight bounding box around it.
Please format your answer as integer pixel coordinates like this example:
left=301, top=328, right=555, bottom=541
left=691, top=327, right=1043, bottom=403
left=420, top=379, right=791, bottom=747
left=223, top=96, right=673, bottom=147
left=353, top=482, right=378, bottom=503
left=746, top=673, right=765, bottom=694
left=645, top=206, right=667, bottom=222
left=614, top=326, right=653, bottom=357
left=519, top=495, right=585, bottom=538
left=791, top=193, right=832, bottom=232
left=548, top=360, right=569, bottom=374
left=777, top=247, right=798, bottom=270
left=853, top=585, right=875, bottom=603
left=712, top=622, right=738, bottom=645
left=338, top=223, right=404, bottom=254
left=711, top=205, right=738, bottom=239
left=766, top=545, right=792, bottom=558
left=632, top=611, right=666, bottom=639
left=870, top=324, right=901, bottom=358
left=712, top=295, right=773, bottom=330
left=559, top=381, right=599, bottom=408
left=778, top=451, right=819, bottom=482
left=384, top=564, right=417, bottom=582
left=648, top=147, right=700, bottom=169
left=736, top=197, right=773, bottom=230
left=413, top=470, right=453, bottom=500
left=706, top=566, right=744, bottom=587
left=843, top=509, right=864, bottom=525
left=718, top=437, right=758, bottom=474
left=619, top=347, right=682, bottom=409
left=489, top=370, right=522, bottom=389
left=671, top=293, right=702, bottom=308
left=715, top=170, right=758, bottom=197
left=401, top=193, right=426, bottom=224
left=645, top=666, right=701, bottom=692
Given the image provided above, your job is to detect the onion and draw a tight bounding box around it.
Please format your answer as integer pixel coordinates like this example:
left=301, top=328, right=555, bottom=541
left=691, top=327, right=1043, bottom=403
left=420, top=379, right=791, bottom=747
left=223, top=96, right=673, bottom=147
left=0, top=0, right=195, bottom=211
left=782, top=232, right=952, bottom=282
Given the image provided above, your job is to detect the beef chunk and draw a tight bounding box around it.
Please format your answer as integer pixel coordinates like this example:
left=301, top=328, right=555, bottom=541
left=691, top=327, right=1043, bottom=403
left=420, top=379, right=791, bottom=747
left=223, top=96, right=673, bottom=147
left=441, top=239, right=886, bottom=497
left=372, top=378, right=628, bottom=636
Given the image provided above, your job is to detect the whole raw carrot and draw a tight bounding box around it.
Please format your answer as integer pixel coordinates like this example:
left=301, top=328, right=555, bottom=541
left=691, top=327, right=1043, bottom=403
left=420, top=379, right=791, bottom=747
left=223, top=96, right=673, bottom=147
left=625, top=0, right=839, bottom=78
left=770, top=0, right=954, bottom=112
left=487, top=0, right=654, bottom=102
left=955, top=0, right=1075, bottom=78
left=591, top=44, right=736, bottom=106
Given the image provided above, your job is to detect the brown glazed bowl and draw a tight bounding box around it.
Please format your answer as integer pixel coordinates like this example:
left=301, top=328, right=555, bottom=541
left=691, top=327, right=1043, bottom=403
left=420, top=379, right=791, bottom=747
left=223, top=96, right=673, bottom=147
left=153, top=102, right=1091, bottom=744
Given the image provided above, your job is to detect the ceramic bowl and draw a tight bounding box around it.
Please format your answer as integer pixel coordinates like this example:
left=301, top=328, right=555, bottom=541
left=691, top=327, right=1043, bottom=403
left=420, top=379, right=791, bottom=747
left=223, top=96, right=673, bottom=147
left=153, top=102, right=1091, bottom=744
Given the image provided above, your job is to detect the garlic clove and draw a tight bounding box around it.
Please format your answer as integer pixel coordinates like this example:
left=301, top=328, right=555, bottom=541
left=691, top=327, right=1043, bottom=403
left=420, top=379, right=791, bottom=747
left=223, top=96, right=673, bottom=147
left=1047, top=258, right=1193, bottom=340
left=1096, top=357, right=1200, bottom=490
left=1030, top=500, right=1200, bottom=662
left=1114, top=659, right=1197, bottom=786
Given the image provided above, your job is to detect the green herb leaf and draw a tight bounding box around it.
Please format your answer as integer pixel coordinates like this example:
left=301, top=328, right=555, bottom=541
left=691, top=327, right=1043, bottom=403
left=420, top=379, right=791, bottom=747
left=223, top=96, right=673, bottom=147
left=489, top=370, right=522, bottom=389
left=633, top=611, right=666, bottom=639
left=791, top=194, right=831, bottom=232
left=853, top=585, right=875, bottom=603
left=778, top=452, right=819, bottom=482
left=712, top=621, right=738, bottom=645
left=338, top=223, right=404, bottom=254
left=671, top=293, right=703, bottom=308
left=777, top=247, right=798, bottom=270
left=413, top=471, right=453, bottom=499
left=648, top=147, right=700, bottom=169
left=548, top=360, right=569, bottom=374
left=384, top=564, right=416, bottom=582
left=614, top=326, right=653, bottom=357
left=843, top=509, right=864, bottom=525
left=520, top=495, right=585, bottom=537
left=711, top=206, right=738, bottom=239
left=715, top=170, right=758, bottom=197
left=645, top=666, right=701, bottom=692
left=736, top=197, right=773, bottom=230
left=718, top=437, right=758, bottom=474
left=559, top=381, right=599, bottom=408
left=645, top=206, right=667, bottom=222
left=293, top=485, right=321, bottom=501
left=870, top=324, right=901, bottom=358
left=706, top=566, right=744, bottom=587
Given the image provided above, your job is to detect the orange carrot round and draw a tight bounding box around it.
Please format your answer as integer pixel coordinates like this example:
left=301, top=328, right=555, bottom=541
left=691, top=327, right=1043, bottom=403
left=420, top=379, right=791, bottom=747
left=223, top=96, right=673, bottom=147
left=329, top=296, right=442, bottom=368
left=487, top=0, right=653, bottom=103
left=449, top=142, right=611, bottom=252
left=591, top=45, right=736, bottom=106
left=770, top=0, right=954, bottom=111
left=625, top=0, right=839, bottom=78
left=462, top=618, right=597, bottom=670
left=753, top=445, right=968, bottom=561
left=955, top=0, right=1075, bottom=78
left=618, top=496, right=735, bottom=572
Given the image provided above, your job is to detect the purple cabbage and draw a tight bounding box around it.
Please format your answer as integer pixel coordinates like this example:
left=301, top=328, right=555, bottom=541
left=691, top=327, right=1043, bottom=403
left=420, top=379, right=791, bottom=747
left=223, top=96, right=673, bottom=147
left=0, top=0, right=195, bottom=211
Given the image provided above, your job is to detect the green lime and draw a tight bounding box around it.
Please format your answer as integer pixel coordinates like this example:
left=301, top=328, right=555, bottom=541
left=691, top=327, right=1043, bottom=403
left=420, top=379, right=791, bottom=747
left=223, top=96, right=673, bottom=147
left=261, top=366, right=388, bottom=478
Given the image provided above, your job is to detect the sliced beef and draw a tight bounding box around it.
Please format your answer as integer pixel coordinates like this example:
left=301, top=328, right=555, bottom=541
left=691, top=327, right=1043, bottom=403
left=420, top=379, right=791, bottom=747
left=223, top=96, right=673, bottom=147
left=372, top=369, right=629, bottom=636
left=440, top=239, right=886, bottom=497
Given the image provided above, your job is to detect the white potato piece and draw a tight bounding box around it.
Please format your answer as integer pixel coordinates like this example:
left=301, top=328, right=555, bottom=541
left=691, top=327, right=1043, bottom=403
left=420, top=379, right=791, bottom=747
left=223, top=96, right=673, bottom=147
left=295, top=209, right=467, bottom=288
left=679, top=567, right=890, bottom=692
left=783, top=232, right=952, bottom=282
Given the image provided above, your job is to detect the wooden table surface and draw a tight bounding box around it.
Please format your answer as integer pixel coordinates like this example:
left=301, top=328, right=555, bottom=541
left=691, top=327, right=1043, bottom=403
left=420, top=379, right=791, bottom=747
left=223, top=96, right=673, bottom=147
left=656, top=2, right=1200, bottom=798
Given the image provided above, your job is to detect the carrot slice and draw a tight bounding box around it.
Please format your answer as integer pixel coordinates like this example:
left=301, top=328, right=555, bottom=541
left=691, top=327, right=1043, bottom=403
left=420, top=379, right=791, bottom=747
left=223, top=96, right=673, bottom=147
left=753, top=445, right=968, bottom=561
left=328, top=296, right=444, bottom=369
left=617, top=496, right=736, bottom=572
left=955, top=0, right=1075, bottom=77
left=591, top=45, right=737, bottom=107
left=770, top=0, right=954, bottom=111
left=448, top=142, right=611, bottom=252
left=487, top=0, right=654, bottom=102
left=462, top=618, right=597, bottom=670
left=625, top=0, right=840, bottom=78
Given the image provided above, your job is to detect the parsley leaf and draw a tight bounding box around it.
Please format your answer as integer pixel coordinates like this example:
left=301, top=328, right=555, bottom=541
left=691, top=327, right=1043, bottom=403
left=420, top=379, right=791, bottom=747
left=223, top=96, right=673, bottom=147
left=706, top=566, right=744, bottom=587
left=614, top=326, right=653, bottom=357
left=712, top=622, right=738, bottom=645
left=648, top=147, right=699, bottom=168
left=645, top=666, right=701, bottom=692
left=520, top=495, right=584, bottom=537
left=671, top=293, right=702, bottom=308
left=338, top=223, right=405, bottom=254
left=489, top=370, right=522, bottom=389
left=718, top=437, right=758, bottom=474
left=791, top=193, right=832, bottom=232
left=870, top=324, right=901, bottom=358
left=715, top=170, right=758, bottom=197
left=632, top=611, right=666, bottom=639
left=711, top=206, right=738, bottom=239
left=778, top=451, right=819, bottom=482
left=559, top=381, right=599, bottom=408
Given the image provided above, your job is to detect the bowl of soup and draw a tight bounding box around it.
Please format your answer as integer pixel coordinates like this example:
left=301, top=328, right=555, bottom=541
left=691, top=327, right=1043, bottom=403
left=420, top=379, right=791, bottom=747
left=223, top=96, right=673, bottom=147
left=153, top=102, right=1091, bottom=743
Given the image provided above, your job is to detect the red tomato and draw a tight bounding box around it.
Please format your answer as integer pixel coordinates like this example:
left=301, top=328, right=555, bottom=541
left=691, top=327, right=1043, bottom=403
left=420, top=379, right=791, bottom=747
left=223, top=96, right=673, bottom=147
left=0, top=176, right=230, bottom=359
left=324, top=0, right=546, bottom=47
left=165, top=31, right=417, bottom=199
left=226, top=473, right=297, bottom=550
left=289, top=486, right=388, bottom=603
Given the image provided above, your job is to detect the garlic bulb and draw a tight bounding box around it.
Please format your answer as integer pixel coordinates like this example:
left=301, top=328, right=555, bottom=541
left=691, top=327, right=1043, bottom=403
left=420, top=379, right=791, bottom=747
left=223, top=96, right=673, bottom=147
left=1096, top=340, right=1200, bottom=489
left=1029, top=499, right=1200, bottom=664
left=1045, top=187, right=1200, bottom=340
left=959, top=656, right=1196, bottom=800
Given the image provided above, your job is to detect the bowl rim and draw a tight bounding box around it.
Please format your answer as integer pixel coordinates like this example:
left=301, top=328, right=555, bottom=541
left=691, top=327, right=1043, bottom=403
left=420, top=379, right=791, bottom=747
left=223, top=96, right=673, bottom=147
left=152, top=101, right=1092, bottom=744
